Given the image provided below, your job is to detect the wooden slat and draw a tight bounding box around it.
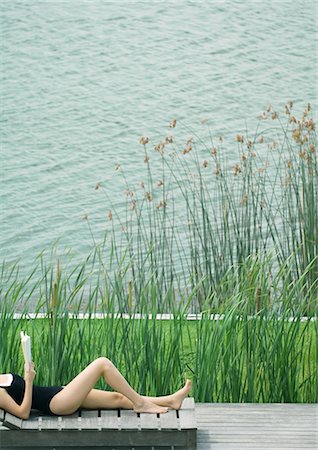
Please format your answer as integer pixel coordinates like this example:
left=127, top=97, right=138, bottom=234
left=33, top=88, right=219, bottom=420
left=57, top=413, right=81, bottom=431
left=197, top=402, right=318, bottom=407
left=182, top=398, right=195, bottom=409
left=158, top=409, right=178, bottom=429
left=197, top=443, right=317, bottom=448
left=119, top=409, right=139, bottom=429
left=38, top=415, right=60, bottom=430
left=78, top=417, right=101, bottom=430
left=22, top=416, right=42, bottom=430
left=80, top=410, right=99, bottom=418
left=3, top=412, right=23, bottom=430
left=100, top=409, right=120, bottom=429
left=179, top=397, right=197, bottom=430
left=197, top=434, right=316, bottom=442
left=140, top=412, right=160, bottom=429
left=77, top=409, right=101, bottom=430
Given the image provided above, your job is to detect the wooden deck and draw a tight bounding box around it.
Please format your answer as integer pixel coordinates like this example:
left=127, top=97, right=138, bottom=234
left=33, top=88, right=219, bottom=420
left=196, top=403, right=318, bottom=450
left=1, top=403, right=317, bottom=449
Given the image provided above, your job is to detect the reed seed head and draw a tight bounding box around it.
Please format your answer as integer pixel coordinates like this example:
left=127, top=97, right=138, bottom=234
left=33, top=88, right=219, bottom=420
left=95, top=182, right=100, bottom=190
left=257, top=112, right=268, bottom=120
left=292, top=129, right=301, bottom=143
left=304, top=118, right=315, bottom=132
left=240, top=193, right=248, bottom=206
left=165, top=136, right=173, bottom=144
left=139, top=137, right=149, bottom=145
left=108, top=210, right=113, bottom=221
left=156, top=200, right=167, bottom=209
left=298, top=150, right=306, bottom=159
left=154, top=142, right=165, bottom=154
left=129, top=200, right=137, bottom=210
left=236, top=134, right=244, bottom=143
left=203, top=160, right=208, bottom=168
left=124, top=189, right=134, bottom=198
left=234, top=163, right=242, bottom=175
left=144, top=192, right=153, bottom=202
left=169, top=119, right=177, bottom=128
left=182, top=143, right=193, bottom=155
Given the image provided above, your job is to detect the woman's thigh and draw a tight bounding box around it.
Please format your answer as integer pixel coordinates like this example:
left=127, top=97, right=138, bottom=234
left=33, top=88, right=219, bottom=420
left=49, top=358, right=108, bottom=415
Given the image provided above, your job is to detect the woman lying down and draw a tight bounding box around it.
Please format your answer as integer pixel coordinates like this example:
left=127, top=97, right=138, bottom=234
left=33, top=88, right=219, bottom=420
left=0, top=358, right=192, bottom=419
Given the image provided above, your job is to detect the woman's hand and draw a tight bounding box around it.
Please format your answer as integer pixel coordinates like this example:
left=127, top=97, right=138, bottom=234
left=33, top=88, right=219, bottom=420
left=24, top=362, right=36, bottom=383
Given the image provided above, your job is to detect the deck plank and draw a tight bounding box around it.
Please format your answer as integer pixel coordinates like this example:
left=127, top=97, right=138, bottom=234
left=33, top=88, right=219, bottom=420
left=196, top=403, right=318, bottom=450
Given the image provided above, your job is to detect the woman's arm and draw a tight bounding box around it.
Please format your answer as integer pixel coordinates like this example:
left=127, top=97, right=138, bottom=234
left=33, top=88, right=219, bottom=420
left=0, top=362, right=36, bottom=420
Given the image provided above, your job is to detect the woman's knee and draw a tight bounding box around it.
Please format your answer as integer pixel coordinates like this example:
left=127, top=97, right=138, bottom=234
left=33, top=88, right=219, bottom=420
left=94, top=357, right=114, bottom=373
left=113, top=392, right=126, bottom=408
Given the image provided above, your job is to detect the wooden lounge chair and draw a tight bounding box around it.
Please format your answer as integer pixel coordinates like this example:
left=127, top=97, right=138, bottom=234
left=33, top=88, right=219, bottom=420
left=0, top=397, right=197, bottom=449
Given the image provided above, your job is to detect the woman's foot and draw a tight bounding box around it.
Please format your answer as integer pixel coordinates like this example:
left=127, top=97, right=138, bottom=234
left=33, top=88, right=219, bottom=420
left=133, top=399, right=168, bottom=414
left=169, top=379, right=192, bottom=410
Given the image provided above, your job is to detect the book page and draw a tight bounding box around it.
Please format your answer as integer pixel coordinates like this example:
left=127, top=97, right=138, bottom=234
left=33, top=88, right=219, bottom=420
left=20, top=331, right=32, bottom=365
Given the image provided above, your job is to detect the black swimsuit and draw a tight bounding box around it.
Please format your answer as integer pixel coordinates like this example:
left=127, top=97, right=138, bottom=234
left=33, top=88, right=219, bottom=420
left=1, top=374, right=63, bottom=415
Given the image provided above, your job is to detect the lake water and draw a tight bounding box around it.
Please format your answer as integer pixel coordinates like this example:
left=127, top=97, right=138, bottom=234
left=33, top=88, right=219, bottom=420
left=1, top=0, right=317, bottom=276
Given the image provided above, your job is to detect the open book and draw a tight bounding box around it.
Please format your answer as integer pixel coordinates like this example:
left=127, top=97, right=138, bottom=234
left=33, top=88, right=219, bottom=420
left=20, top=331, right=32, bottom=365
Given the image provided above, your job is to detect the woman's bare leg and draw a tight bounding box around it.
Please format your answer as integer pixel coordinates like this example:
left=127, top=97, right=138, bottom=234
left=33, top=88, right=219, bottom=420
left=142, top=379, right=192, bottom=409
left=49, top=357, right=168, bottom=415
left=80, top=379, right=192, bottom=410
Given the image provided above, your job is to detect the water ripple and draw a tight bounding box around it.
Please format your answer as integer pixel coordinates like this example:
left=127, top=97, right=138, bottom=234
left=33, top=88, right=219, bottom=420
left=0, top=0, right=316, bottom=273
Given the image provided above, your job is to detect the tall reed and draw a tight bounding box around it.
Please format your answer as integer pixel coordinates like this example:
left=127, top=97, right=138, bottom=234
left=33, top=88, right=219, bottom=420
left=91, top=101, right=317, bottom=313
